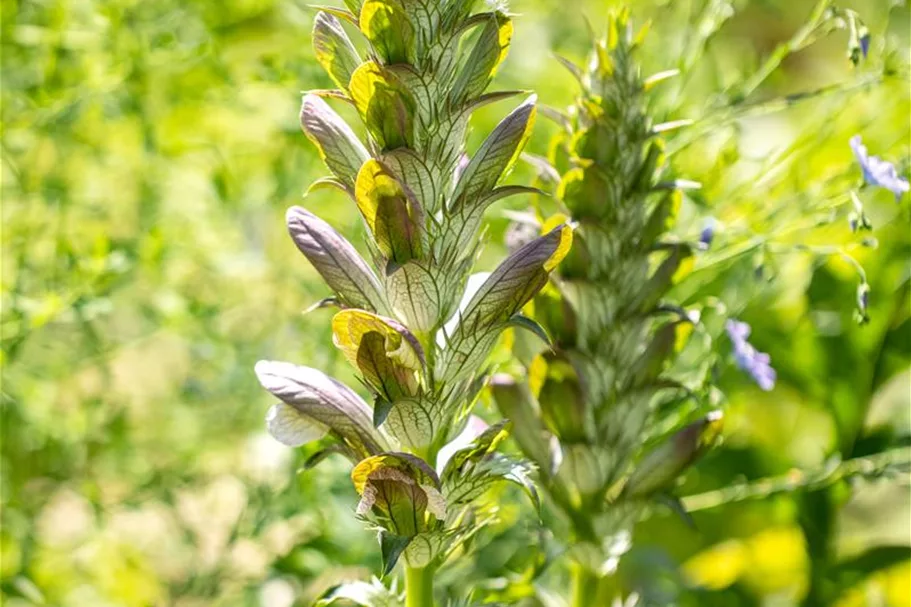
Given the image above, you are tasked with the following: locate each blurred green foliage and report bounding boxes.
[1,0,909,606]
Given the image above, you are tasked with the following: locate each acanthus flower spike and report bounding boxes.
[256,1,569,600]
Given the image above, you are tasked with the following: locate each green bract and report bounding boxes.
[256,0,569,597]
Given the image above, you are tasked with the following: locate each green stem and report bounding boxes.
[405,565,434,607]
[570,564,599,607]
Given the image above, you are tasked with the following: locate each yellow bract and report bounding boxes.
[348,62,415,150]
[543,224,573,272]
[351,454,389,495]
[331,309,422,371]
[540,213,570,235]
[355,159,404,234]
[490,16,513,79]
[359,0,412,64]
[671,249,696,285]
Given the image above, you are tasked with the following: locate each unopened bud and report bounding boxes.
[624,411,723,498]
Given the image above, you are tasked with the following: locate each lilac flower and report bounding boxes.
[725,320,776,391]
[859,32,870,59]
[850,135,910,200]
[699,217,718,249]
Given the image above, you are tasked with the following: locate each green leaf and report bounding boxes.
[489,375,553,475]
[624,411,723,498]
[537,353,587,443]
[630,320,693,386]
[303,445,347,469]
[557,165,611,220]
[255,360,391,458]
[357,332,413,400]
[451,12,513,103]
[440,225,572,383]
[360,0,414,65]
[641,190,682,247]
[379,530,412,577]
[384,398,435,450]
[461,89,528,114]
[300,94,371,189]
[554,54,584,84]
[342,0,363,15]
[442,420,511,478]
[313,11,362,91]
[380,148,441,215]
[439,420,532,507]
[309,5,359,26]
[385,261,442,333]
[286,206,388,313]
[460,225,572,327]
[404,531,449,568]
[507,314,552,347]
[355,159,424,264]
[499,455,540,512]
[450,96,537,213]
[373,396,394,427]
[265,401,329,447]
[349,62,416,150]
[304,176,350,197]
[636,243,694,313]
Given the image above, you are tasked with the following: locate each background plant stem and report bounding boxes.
[570,564,599,607]
[405,565,434,607]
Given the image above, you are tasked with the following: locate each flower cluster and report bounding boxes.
[725,320,776,391]
[850,135,909,200]
[255,0,569,596]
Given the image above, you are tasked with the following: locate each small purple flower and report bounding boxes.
[725,320,776,391]
[859,32,870,59]
[699,217,718,249]
[453,152,470,186]
[856,283,870,314]
[850,135,910,200]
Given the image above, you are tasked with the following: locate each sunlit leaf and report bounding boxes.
[385,261,442,333]
[379,530,412,577]
[640,190,682,247]
[440,225,571,382]
[636,244,694,313]
[384,397,435,449]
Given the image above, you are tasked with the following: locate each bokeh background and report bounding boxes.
[2,0,909,605]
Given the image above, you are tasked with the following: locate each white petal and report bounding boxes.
[265,402,327,447]
[438,272,491,348]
